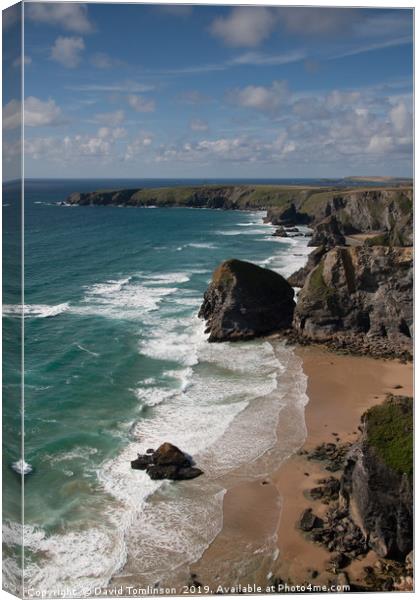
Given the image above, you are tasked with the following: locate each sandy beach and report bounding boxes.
[191,344,413,591]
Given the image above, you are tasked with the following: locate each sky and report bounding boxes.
[2,2,414,179]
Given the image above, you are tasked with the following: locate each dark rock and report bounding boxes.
[272,226,289,238]
[308,215,346,248]
[309,477,340,502]
[265,203,311,227]
[175,467,204,480]
[131,442,203,481]
[329,553,349,572]
[340,395,413,560]
[131,454,153,470]
[147,465,179,480]
[153,442,192,467]
[299,508,323,532]
[146,448,155,454]
[198,259,295,342]
[146,465,203,481]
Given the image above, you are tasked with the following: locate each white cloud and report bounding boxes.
[367,135,394,154]
[390,101,411,136]
[25,97,64,127]
[25,126,127,162]
[3,97,64,130]
[124,134,154,160]
[229,50,305,66]
[210,7,275,47]
[94,110,125,127]
[51,36,85,68]
[227,80,289,112]
[190,119,209,132]
[27,3,93,33]
[127,94,155,113]
[97,127,127,140]
[3,100,21,130]
[325,90,361,109]
[68,81,154,93]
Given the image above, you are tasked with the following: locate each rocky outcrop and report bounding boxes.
[272,226,289,238]
[340,396,413,560]
[198,259,295,342]
[293,246,413,358]
[265,202,312,226]
[308,215,346,248]
[265,188,413,247]
[288,246,326,288]
[131,442,203,481]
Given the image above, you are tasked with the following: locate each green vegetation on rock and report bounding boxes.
[364,395,413,479]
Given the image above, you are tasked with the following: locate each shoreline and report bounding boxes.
[188,345,413,591]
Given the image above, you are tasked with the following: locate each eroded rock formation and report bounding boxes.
[293,246,413,358]
[198,259,295,342]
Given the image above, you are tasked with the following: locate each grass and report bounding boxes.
[364,395,413,479]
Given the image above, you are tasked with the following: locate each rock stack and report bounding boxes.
[131,442,203,481]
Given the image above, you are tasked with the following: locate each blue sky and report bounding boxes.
[3,3,414,178]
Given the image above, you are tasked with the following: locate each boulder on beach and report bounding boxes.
[198,259,295,342]
[131,442,203,481]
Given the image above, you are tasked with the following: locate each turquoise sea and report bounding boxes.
[3,179,319,594]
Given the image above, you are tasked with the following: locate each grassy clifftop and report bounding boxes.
[66,184,413,216]
[364,395,413,479]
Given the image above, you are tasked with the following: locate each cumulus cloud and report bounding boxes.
[27,3,93,33]
[210,7,275,47]
[389,101,412,135]
[25,126,127,162]
[51,36,85,68]
[94,110,125,127]
[127,94,155,113]
[325,90,361,109]
[124,133,154,160]
[3,100,21,130]
[190,119,209,132]
[25,97,64,127]
[3,97,64,129]
[97,127,127,140]
[227,80,289,113]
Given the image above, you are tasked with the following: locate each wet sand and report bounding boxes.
[191,345,413,591]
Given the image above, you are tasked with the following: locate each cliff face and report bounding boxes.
[198,259,295,342]
[266,188,413,247]
[66,185,412,241]
[293,246,413,358]
[340,396,413,560]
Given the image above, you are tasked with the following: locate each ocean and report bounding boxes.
[3,178,318,595]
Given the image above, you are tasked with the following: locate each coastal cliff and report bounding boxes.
[293,246,413,359]
[340,395,413,561]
